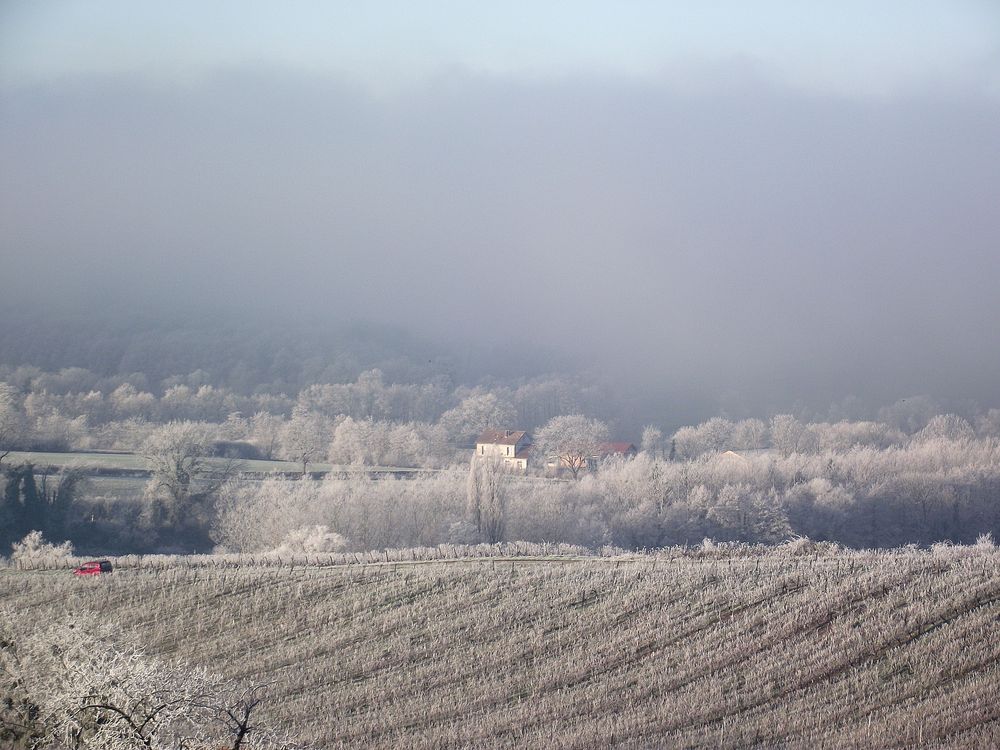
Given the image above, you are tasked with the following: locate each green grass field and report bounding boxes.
[4,548,999,748]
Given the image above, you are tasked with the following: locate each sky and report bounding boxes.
[2,1,998,95]
[2,1,999,417]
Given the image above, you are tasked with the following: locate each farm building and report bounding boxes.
[475,428,532,472]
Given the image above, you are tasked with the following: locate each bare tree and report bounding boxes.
[770,414,808,457]
[280,405,329,474]
[732,418,768,450]
[250,411,285,460]
[212,477,324,553]
[466,455,510,543]
[0,610,298,750]
[640,425,664,458]
[329,416,379,466]
[534,415,610,479]
[439,392,516,446]
[143,421,239,533]
[914,413,975,443]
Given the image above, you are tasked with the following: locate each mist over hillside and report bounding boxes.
[3,63,999,425]
[0,300,997,435]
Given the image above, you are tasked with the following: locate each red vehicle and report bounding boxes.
[73,560,113,576]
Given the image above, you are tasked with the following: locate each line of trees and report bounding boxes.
[0,366,612,455]
[5,414,1000,555]
[4,365,998,474]
[5,361,1000,555]
[205,432,1000,554]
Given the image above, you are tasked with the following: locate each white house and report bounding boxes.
[475,428,532,472]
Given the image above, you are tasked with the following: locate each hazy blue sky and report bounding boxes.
[2,1,998,95]
[2,2,999,416]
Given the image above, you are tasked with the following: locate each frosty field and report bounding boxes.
[3,547,999,748]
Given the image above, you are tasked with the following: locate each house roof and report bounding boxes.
[476,428,529,446]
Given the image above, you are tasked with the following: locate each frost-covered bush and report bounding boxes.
[10,531,74,569]
[271,525,347,555]
[778,535,840,556]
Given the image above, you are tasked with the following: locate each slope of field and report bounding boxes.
[3,549,1000,748]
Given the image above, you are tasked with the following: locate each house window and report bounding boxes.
[480,446,484,455]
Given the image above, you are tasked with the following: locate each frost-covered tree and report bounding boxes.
[670,425,703,460]
[220,411,250,440]
[770,414,811,456]
[212,477,323,553]
[328,416,381,465]
[707,484,791,543]
[249,411,285,460]
[914,414,975,443]
[809,421,904,452]
[328,417,446,468]
[596,452,672,547]
[142,421,237,543]
[36,466,84,542]
[0,611,295,749]
[439,392,516,446]
[108,382,157,420]
[783,477,855,541]
[1,464,82,549]
[731,418,768,450]
[534,415,610,479]
[280,404,329,473]
[30,409,89,452]
[699,417,734,453]
[640,426,664,457]
[672,418,736,459]
[466,455,510,543]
